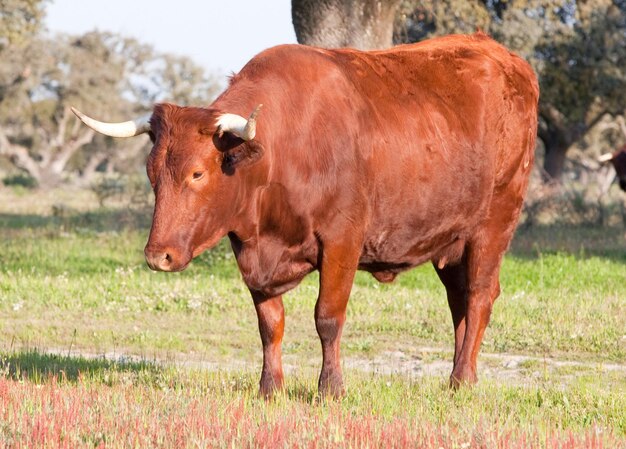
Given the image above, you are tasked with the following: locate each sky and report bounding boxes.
[45,0,297,80]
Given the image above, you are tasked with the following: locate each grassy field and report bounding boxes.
[0,187,625,448]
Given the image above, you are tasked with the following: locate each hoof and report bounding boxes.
[318,374,345,399]
[259,376,284,399]
[449,367,477,389]
[318,384,345,399]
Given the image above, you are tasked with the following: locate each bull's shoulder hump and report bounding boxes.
[244,44,335,65]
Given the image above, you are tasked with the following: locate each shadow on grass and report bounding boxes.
[510,224,626,261]
[0,350,161,383]
[0,208,151,233]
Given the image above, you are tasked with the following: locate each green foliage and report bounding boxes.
[2,172,37,188]
[0,0,47,50]
[0,5,221,188]
[90,175,127,207]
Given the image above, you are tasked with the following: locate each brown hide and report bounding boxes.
[142,33,539,396]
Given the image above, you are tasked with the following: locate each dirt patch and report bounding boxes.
[345,347,626,385]
[33,345,626,388]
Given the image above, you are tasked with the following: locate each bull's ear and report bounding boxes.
[211,130,244,152]
[212,132,265,174]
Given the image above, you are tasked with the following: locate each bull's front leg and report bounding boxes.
[315,241,360,398]
[252,292,285,398]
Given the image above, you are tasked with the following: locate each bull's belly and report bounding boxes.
[358,227,467,283]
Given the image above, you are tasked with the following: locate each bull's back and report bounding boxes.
[325,34,538,268]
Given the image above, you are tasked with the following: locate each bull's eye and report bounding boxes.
[192,171,204,180]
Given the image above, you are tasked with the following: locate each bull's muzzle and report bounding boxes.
[144,245,188,272]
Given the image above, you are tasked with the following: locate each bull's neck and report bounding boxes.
[225,159,269,243]
[212,90,271,242]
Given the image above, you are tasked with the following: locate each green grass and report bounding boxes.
[1,226,624,363]
[0,188,625,447]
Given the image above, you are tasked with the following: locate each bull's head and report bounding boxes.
[598,147,626,192]
[72,104,264,271]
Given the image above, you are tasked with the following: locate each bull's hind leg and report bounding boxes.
[449,254,500,386]
[450,193,523,387]
[434,256,468,368]
[252,293,285,398]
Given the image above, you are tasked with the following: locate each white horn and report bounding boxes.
[71,107,151,138]
[598,152,614,163]
[216,104,263,141]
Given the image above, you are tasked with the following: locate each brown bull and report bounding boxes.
[73,33,539,397]
[599,145,626,191]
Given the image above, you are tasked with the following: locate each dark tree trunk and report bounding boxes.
[538,106,575,182]
[292,0,401,49]
[543,142,568,180]
[538,104,608,182]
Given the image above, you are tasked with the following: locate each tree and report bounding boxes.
[0,0,46,51]
[0,31,221,187]
[394,0,626,181]
[0,0,47,104]
[532,1,626,179]
[292,0,401,49]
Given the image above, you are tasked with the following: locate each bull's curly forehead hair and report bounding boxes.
[150,104,219,139]
[146,104,220,180]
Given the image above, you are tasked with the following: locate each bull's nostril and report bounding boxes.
[157,252,172,269]
[145,248,173,271]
